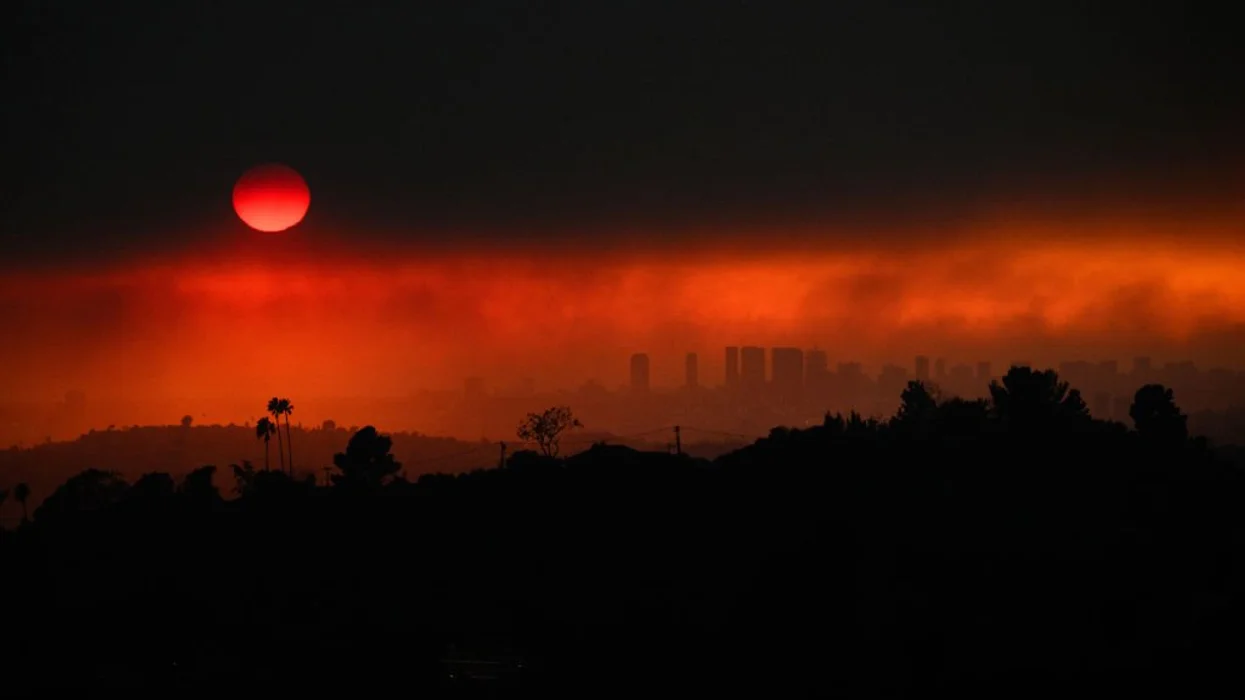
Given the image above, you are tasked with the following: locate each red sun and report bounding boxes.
[232,163,311,232]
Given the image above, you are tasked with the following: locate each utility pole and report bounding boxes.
[674,425,682,456]
[499,441,507,469]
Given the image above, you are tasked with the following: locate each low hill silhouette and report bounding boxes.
[2,368,1244,695]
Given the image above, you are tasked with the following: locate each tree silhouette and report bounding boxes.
[331,426,402,489]
[180,465,220,503]
[230,461,257,496]
[893,380,938,438]
[180,414,193,428]
[13,482,30,522]
[33,470,126,524]
[255,417,277,471]
[278,398,295,476]
[516,406,582,458]
[934,397,992,440]
[267,397,286,474]
[1130,384,1188,445]
[126,472,176,502]
[988,366,1089,431]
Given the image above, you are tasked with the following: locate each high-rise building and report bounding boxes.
[740,346,766,394]
[1113,395,1132,423]
[1092,392,1112,420]
[725,346,740,389]
[685,352,699,389]
[629,353,650,394]
[949,364,974,385]
[1060,360,1093,390]
[878,364,908,396]
[915,355,930,382]
[1133,356,1152,377]
[771,347,804,404]
[976,361,992,382]
[805,349,829,395]
[464,377,486,403]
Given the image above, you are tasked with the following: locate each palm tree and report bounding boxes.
[255,417,276,471]
[278,398,295,476]
[267,397,285,474]
[14,482,30,523]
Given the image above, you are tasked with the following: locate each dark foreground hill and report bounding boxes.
[3,372,1245,696]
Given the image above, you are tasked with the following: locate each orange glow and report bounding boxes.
[2,214,1245,422]
[232,164,310,232]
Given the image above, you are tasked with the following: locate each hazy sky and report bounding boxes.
[5,1,1244,261]
[3,2,1245,403]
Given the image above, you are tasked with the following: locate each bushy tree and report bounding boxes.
[517,406,582,458]
[332,426,402,488]
[988,367,1089,431]
[1130,384,1188,444]
[893,380,938,437]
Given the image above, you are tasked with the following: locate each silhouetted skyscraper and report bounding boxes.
[976,361,992,382]
[1060,361,1092,390]
[1093,391,1111,420]
[878,364,908,396]
[949,364,974,386]
[771,347,804,404]
[725,346,740,389]
[1133,356,1152,378]
[805,349,828,392]
[915,355,930,382]
[630,353,650,394]
[685,352,699,389]
[464,377,486,403]
[740,346,765,395]
[1113,395,1132,422]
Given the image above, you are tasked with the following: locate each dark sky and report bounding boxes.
[4,1,1243,264]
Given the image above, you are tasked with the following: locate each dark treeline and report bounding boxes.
[0,424,723,521]
[2,367,1245,695]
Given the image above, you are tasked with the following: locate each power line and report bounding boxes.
[397,424,759,469]
[679,425,766,441]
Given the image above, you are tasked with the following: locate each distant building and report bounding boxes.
[725,347,740,389]
[629,353,650,394]
[836,362,867,402]
[1092,392,1112,420]
[1113,395,1132,423]
[915,355,930,382]
[949,364,974,386]
[1059,360,1093,390]
[685,352,699,390]
[934,358,947,381]
[976,361,992,382]
[740,346,766,395]
[771,347,804,404]
[464,377,486,403]
[878,364,908,396]
[805,349,829,396]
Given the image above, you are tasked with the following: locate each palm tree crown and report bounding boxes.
[267,397,285,473]
[255,417,276,471]
[278,398,295,476]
